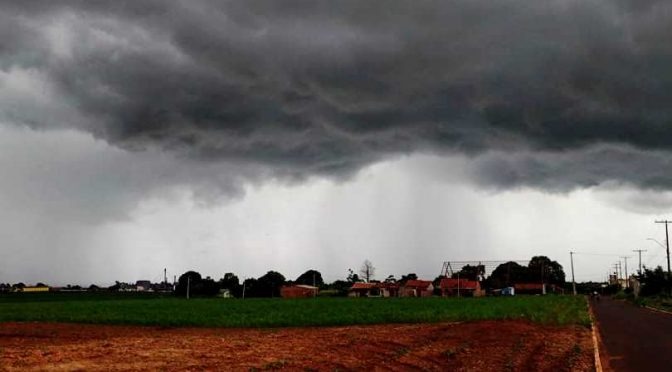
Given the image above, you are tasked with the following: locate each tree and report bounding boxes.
[218,272,242,297]
[242,277,257,298]
[528,256,565,285]
[640,266,671,296]
[327,280,352,296]
[200,276,220,296]
[347,269,361,283]
[451,264,485,281]
[486,262,529,288]
[176,271,202,296]
[245,271,286,297]
[295,269,324,287]
[360,259,375,282]
[399,273,418,284]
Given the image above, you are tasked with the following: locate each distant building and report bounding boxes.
[20,286,50,293]
[401,280,434,297]
[348,282,400,297]
[439,278,485,297]
[281,284,319,298]
[501,287,515,296]
[378,282,400,297]
[348,282,379,297]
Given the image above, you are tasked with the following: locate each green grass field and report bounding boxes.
[0,293,590,328]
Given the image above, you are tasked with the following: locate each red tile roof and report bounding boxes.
[403,280,433,289]
[440,278,480,290]
[350,282,377,290]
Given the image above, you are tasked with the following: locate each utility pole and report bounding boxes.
[633,249,647,275]
[570,251,577,296]
[620,256,630,288]
[655,220,672,275]
[186,276,190,300]
[164,268,167,285]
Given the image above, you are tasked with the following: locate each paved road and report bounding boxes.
[592,297,672,371]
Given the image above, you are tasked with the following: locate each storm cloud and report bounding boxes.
[2,0,672,189]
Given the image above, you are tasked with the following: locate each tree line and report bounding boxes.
[173,255,567,298]
[0,255,568,296]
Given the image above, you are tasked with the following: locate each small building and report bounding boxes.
[439,278,485,297]
[501,287,515,296]
[378,282,400,297]
[401,280,434,297]
[281,284,319,298]
[348,282,380,297]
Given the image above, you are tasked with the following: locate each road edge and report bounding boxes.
[643,305,672,316]
[588,300,604,372]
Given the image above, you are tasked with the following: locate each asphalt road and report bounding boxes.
[592,297,672,372]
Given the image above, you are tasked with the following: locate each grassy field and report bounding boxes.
[0,293,590,328]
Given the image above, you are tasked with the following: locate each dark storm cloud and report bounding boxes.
[2,0,672,188]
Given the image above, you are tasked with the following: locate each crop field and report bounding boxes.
[0,294,594,370]
[0,293,590,327]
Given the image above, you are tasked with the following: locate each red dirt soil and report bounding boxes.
[0,320,594,371]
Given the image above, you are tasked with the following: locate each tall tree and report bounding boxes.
[173,272,219,297]
[486,262,529,288]
[247,271,286,297]
[528,256,565,285]
[295,269,324,287]
[218,273,242,297]
[451,264,485,281]
[360,259,375,282]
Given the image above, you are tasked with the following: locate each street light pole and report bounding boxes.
[620,256,631,288]
[654,220,672,275]
[570,251,577,296]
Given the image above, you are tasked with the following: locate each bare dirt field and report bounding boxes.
[0,320,593,371]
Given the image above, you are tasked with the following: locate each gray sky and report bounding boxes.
[1,1,672,285]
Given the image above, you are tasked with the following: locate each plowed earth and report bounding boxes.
[0,320,593,371]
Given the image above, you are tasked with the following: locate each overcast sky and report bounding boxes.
[1,1,672,285]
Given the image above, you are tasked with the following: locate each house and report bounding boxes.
[401,280,434,297]
[281,284,319,298]
[348,282,380,297]
[439,278,485,297]
[378,282,400,297]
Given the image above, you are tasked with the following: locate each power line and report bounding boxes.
[571,252,625,257]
